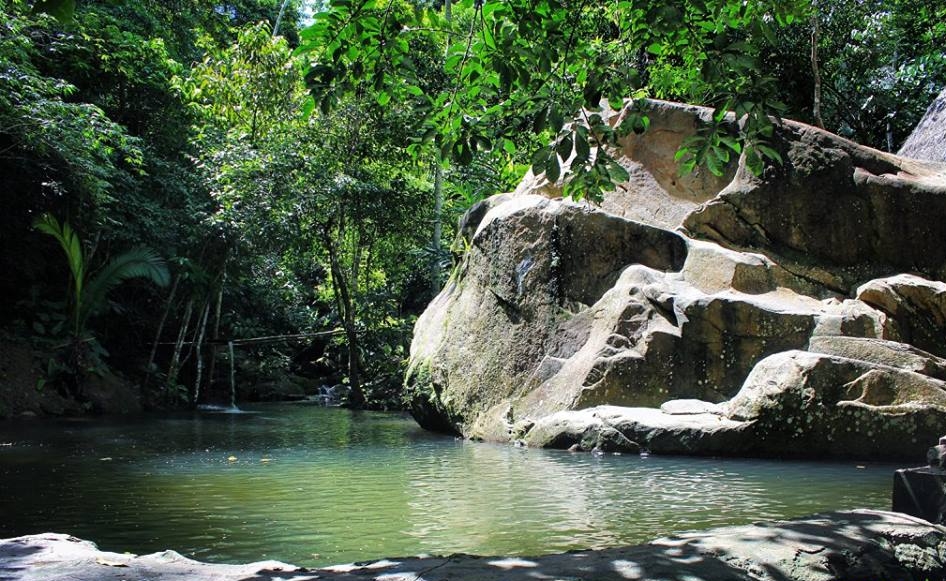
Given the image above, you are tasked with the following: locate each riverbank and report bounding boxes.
[2,510,943,581]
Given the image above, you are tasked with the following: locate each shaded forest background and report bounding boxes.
[0,0,943,414]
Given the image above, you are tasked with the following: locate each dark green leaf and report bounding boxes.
[606,160,629,183]
[531,147,550,174]
[545,155,561,182]
[574,133,590,162]
[532,106,548,134]
[556,134,573,159]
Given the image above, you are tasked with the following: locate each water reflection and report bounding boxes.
[0,404,894,567]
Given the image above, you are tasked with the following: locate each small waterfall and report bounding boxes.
[228,340,238,411]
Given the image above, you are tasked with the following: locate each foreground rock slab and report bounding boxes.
[3,511,944,581]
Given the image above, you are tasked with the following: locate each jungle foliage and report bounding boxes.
[0,0,942,411]
[298,0,945,198]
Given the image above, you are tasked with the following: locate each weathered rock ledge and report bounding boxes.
[2,511,944,580]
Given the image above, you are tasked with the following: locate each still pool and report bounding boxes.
[0,403,896,567]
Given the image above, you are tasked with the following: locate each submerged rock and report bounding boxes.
[4,511,945,580]
[407,99,946,459]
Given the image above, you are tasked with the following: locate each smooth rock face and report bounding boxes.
[407,99,946,459]
[900,87,946,163]
[513,101,735,230]
[4,511,945,581]
[683,118,946,290]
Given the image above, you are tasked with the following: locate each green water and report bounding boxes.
[0,403,896,567]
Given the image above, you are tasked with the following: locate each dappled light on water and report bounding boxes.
[0,404,892,567]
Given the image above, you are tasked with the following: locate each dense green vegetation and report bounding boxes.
[1,0,942,413]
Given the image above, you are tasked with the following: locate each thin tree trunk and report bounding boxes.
[166,298,194,397]
[179,296,208,369]
[206,273,226,399]
[192,301,211,405]
[145,273,180,387]
[273,0,291,38]
[810,0,825,129]
[431,160,444,296]
[887,49,900,152]
[430,0,452,297]
[363,241,374,293]
[326,229,364,409]
[351,232,362,295]
[228,340,237,408]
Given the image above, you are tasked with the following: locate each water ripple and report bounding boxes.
[0,404,894,567]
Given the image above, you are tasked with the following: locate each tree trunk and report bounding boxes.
[206,273,226,399]
[429,0,452,297]
[192,301,211,405]
[145,273,180,387]
[326,229,364,409]
[166,298,194,398]
[431,159,444,296]
[273,0,291,37]
[810,0,825,129]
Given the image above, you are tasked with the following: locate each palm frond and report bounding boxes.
[80,246,170,326]
[33,213,85,302]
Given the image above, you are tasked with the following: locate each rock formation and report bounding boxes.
[406,99,946,459]
[900,87,946,163]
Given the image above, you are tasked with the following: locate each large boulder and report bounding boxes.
[405,195,688,435]
[407,99,946,459]
[407,193,887,446]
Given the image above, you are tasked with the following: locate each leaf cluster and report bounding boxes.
[297,0,811,201]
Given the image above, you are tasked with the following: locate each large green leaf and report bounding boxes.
[33,213,85,312]
[80,246,170,327]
